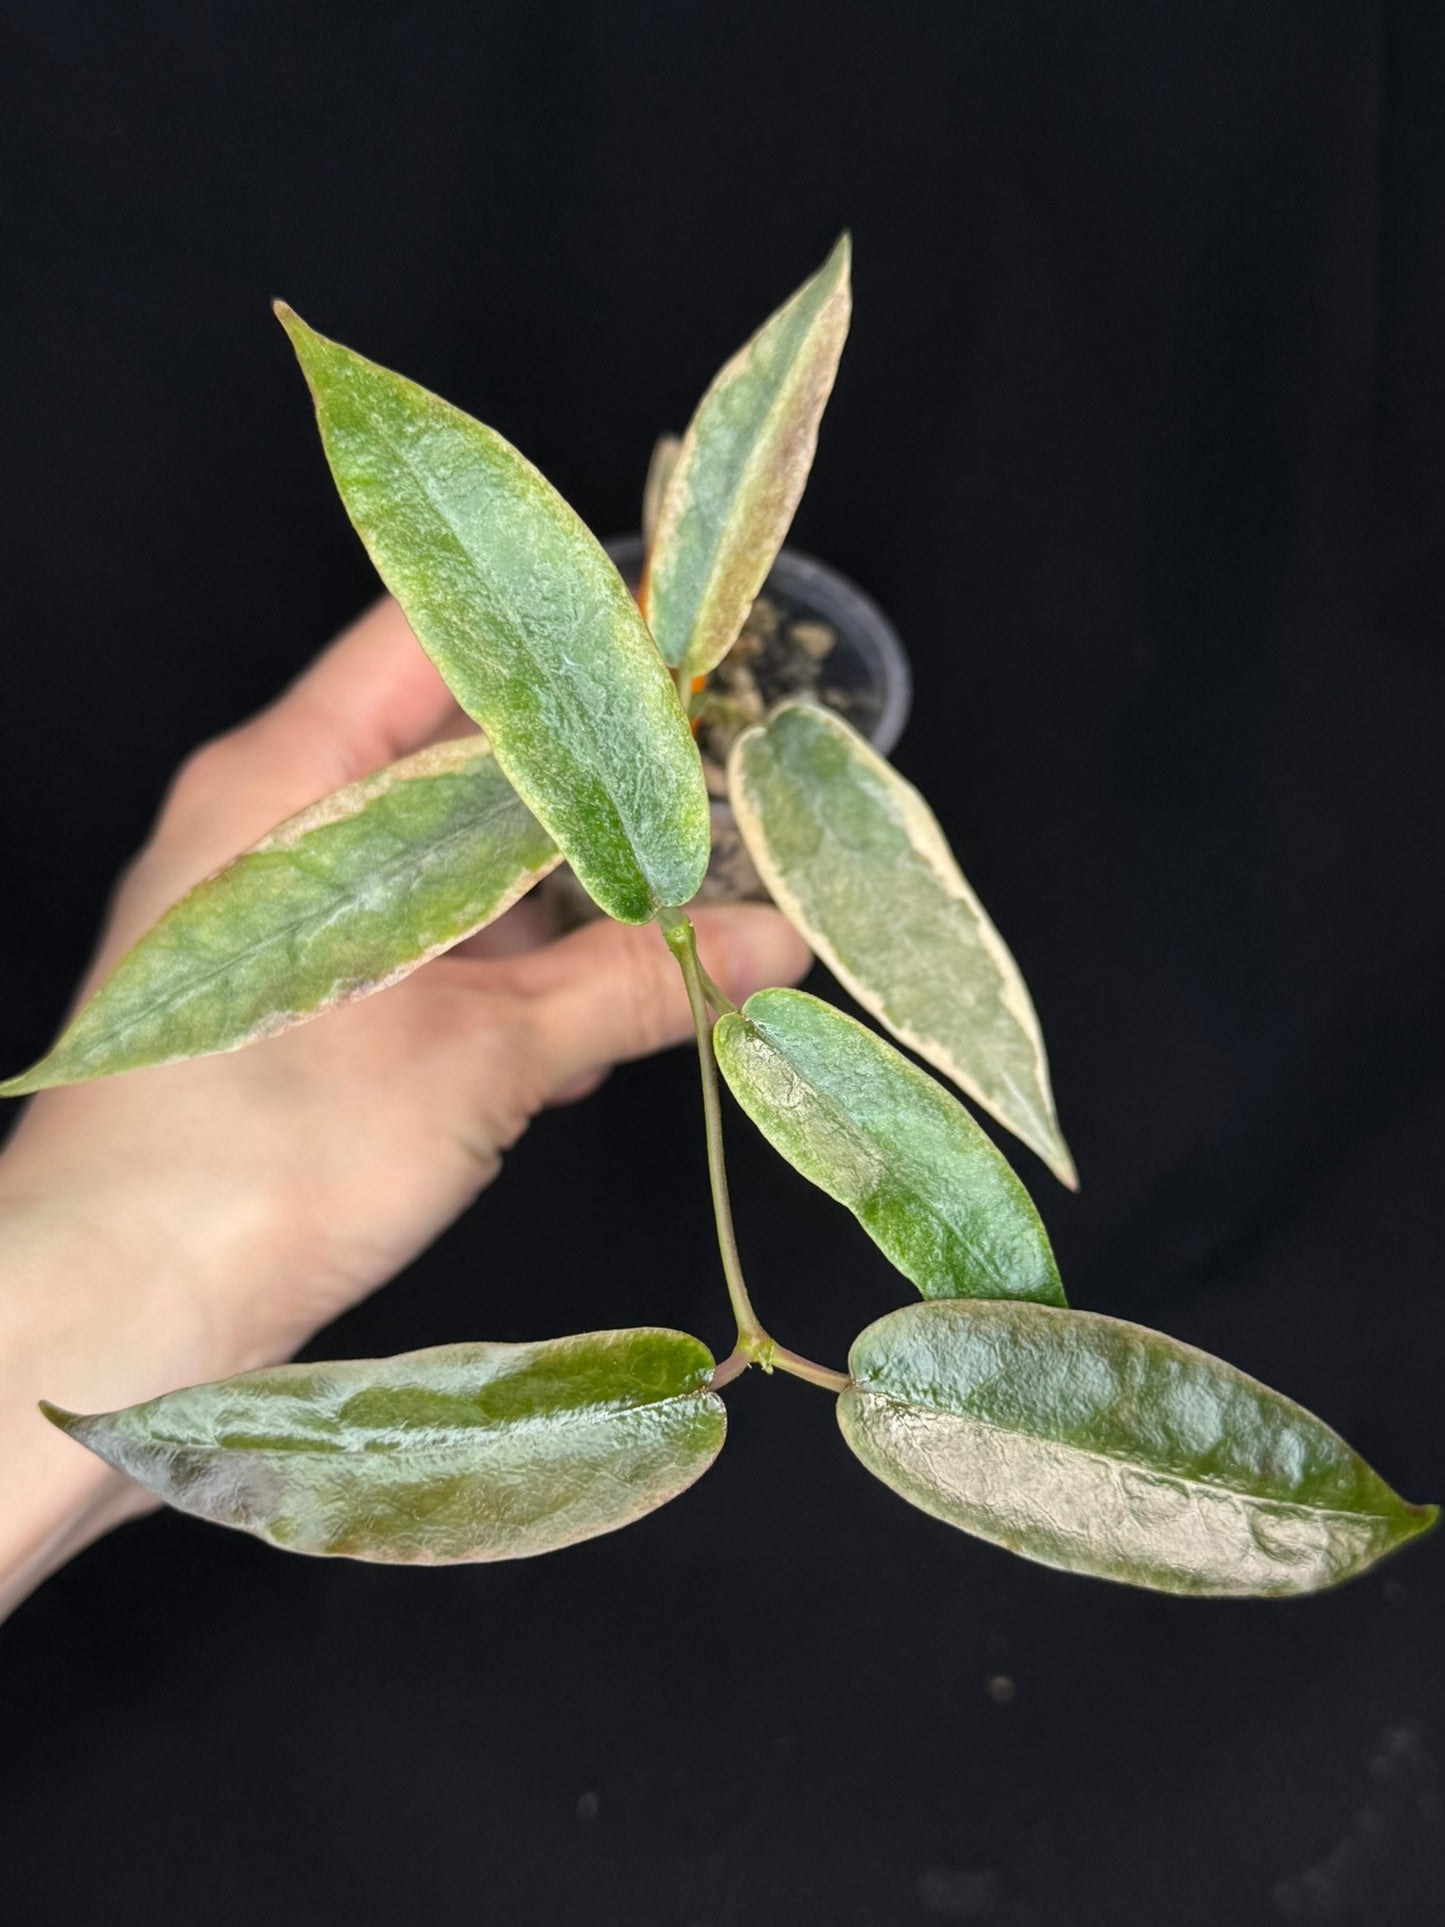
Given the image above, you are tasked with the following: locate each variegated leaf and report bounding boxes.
[645,236,851,680]
[714,988,1063,1305]
[278,307,709,924]
[44,1329,726,1563]
[1,737,559,1094]
[728,701,1075,1187]
[840,1300,1437,1596]
[641,433,681,555]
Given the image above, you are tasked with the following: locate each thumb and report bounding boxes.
[519,905,811,1100]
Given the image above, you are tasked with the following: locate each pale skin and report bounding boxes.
[0,597,809,1619]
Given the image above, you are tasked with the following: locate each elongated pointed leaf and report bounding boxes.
[714,989,1063,1306]
[1,738,558,1095]
[839,1300,1436,1596]
[730,702,1075,1187]
[44,1329,726,1562]
[645,236,851,680]
[278,307,709,923]
[641,433,681,555]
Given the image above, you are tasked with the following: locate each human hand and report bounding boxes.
[0,597,809,1610]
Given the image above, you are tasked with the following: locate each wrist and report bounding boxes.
[0,1145,287,1617]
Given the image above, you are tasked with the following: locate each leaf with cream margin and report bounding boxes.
[729,701,1075,1187]
[278,307,708,924]
[839,1300,1437,1596]
[645,235,851,681]
[42,1329,727,1563]
[714,989,1063,1306]
[1,737,559,1094]
[641,433,681,555]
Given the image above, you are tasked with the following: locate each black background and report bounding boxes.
[2,4,1443,1922]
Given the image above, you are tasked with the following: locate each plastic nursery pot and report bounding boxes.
[545,536,912,919]
[609,534,911,758]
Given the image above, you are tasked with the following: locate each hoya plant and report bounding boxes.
[5,240,1433,1597]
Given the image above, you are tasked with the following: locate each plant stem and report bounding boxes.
[709,1348,750,1390]
[658,911,851,1398]
[695,958,736,1016]
[768,1347,851,1395]
[661,914,768,1355]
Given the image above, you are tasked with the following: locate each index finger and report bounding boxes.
[145,598,467,902]
[259,595,467,789]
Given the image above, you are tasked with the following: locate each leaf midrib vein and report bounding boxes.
[747,1023,1028,1299]
[134,1386,719,1457]
[357,399,650,895]
[71,808,527,1060]
[853,1388,1390,1523]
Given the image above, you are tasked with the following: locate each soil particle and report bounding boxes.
[686,587,877,901]
[695,589,849,776]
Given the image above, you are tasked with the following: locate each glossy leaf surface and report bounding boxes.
[1,738,559,1095]
[839,1300,1436,1596]
[44,1330,726,1562]
[279,307,708,923]
[645,236,851,679]
[730,701,1075,1186]
[714,989,1063,1305]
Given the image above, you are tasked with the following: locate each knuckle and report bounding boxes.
[482,1001,555,1143]
[164,730,244,813]
[105,846,153,921]
[619,927,684,1056]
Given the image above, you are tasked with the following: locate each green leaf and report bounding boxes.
[714,989,1063,1306]
[645,236,851,680]
[277,307,709,924]
[1,738,558,1095]
[729,701,1075,1187]
[43,1329,726,1562]
[641,432,681,555]
[839,1300,1436,1596]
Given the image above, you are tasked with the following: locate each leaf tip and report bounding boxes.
[272,300,312,349]
[40,1402,130,1480]
[814,232,852,310]
[273,301,326,378]
[1029,1118,1078,1191]
[0,1062,46,1099]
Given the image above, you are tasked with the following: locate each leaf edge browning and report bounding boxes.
[0,736,561,1097]
[646,234,853,680]
[728,700,1078,1190]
